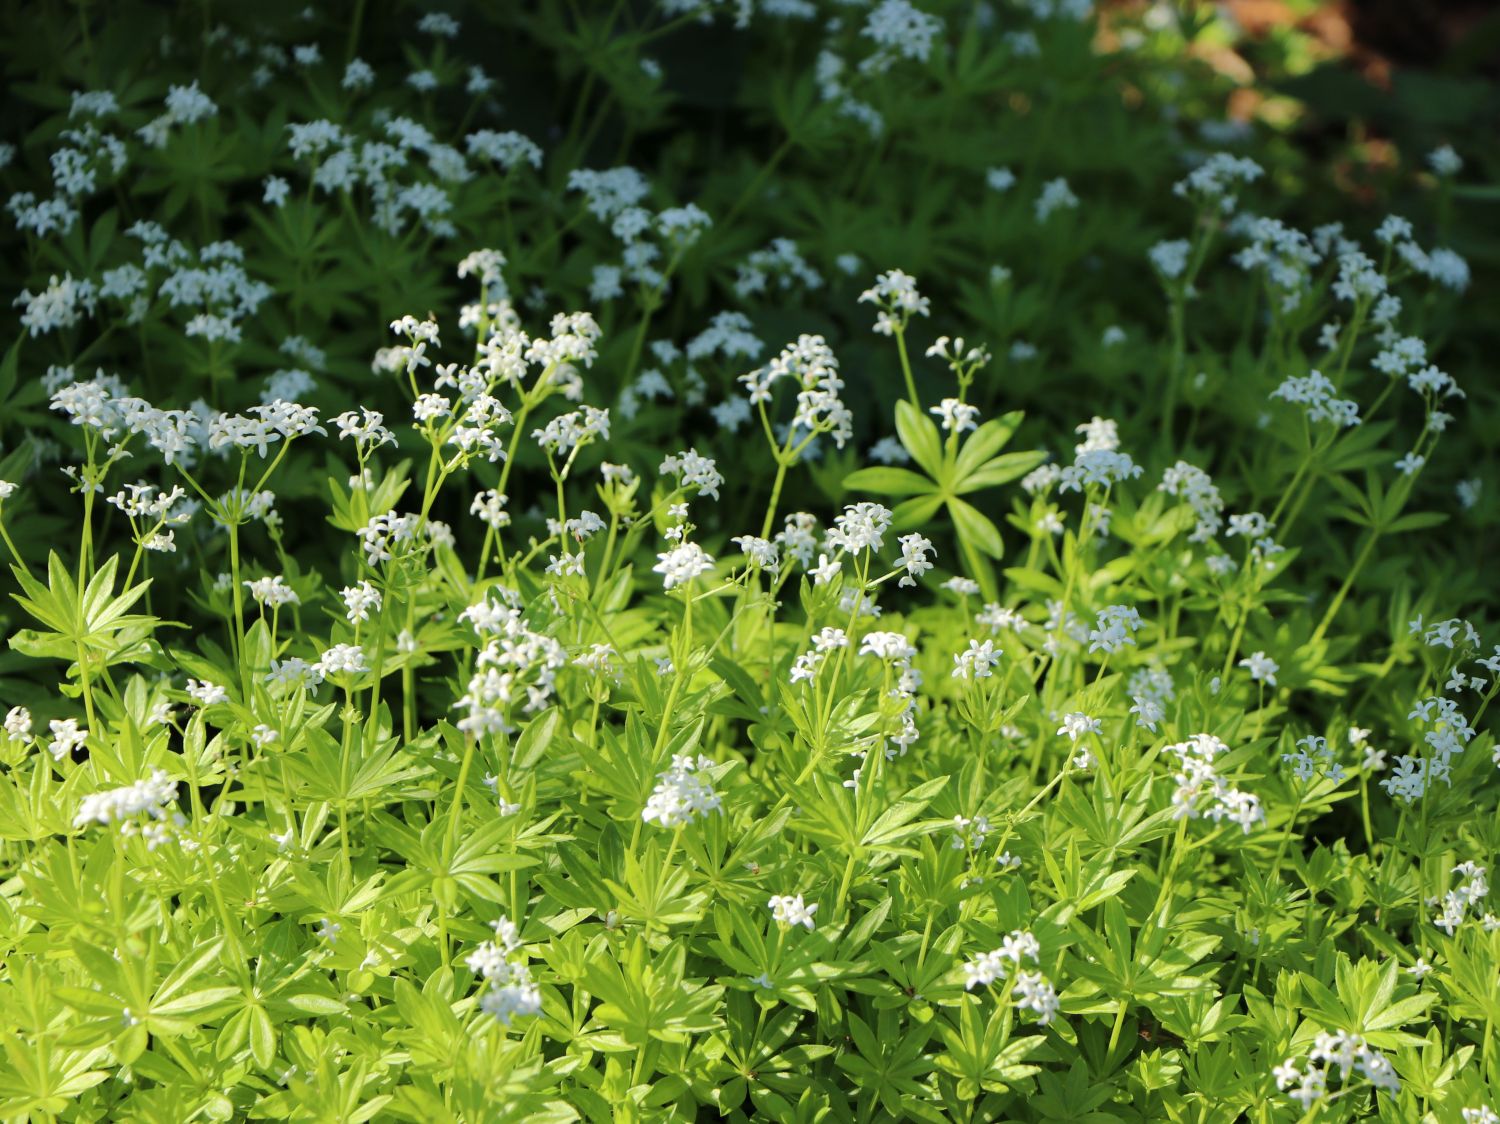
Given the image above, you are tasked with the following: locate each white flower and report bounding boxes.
[930,397,979,433]
[1056,713,1101,742]
[660,448,724,500]
[1034,177,1079,222]
[4,706,33,744]
[896,533,935,587]
[768,893,819,929]
[186,679,228,706]
[952,639,1002,680]
[987,166,1016,192]
[857,269,929,334]
[1087,605,1142,654]
[654,543,715,590]
[74,769,177,827]
[1011,970,1060,1025]
[317,643,368,678]
[1428,145,1462,177]
[341,580,383,624]
[642,755,721,827]
[48,717,88,759]
[1239,651,1279,686]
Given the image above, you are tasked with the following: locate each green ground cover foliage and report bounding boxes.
[0,1,1497,1120]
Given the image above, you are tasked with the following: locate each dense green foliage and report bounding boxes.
[0,1,1496,1121]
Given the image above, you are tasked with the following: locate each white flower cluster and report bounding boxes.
[1282,734,1343,784]
[466,915,542,1027]
[1057,421,1141,493]
[1238,651,1278,686]
[1434,861,1488,935]
[963,929,1040,989]
[641,754,722,828]
[1159,461,1224,543]
[137,80,218,149]
[655,540,715,591]
[1272,1030,1399,1110]
[659,448,723,500]
[1173,153,1263,213]
[533,404,610,454]
[1224,511,1285,570]
[74,769,178,828]
[952,638,1001,680]
[49,376,322,468]
[858,269,930,336]
[1269,370,1360,428]
[734,238,823,298]
[1128,665,1175,733]
[768,893,818,929]
[962,931,1060,1024]
[858,630,922,763]
[790,627,848,685]
[740,334,853,450]
[1234,217,1321,312]
[1087,605,1143,655]
[860,0,943,74]
[1034,177,1079,223]
[455,596,567,733]
[1165,734,1264,832]
[1380,695,1477,803]
[930,398,979,434]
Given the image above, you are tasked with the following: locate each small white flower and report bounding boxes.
[1238,651,1279,686]
[768,893,818,929]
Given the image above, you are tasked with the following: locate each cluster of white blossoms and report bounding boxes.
[341,581,382,624]
[1033,176,1079,223]
[455,594,567,732]
[137,80,218,148]
[49,372,323,470]
[768,893,818,930]
[74,769,179,829]
[569,166,711,290]
[1380,694,1478,803]
[791,627,849,685]
[740,333,853,451]
[1434,861,1489,935]
[1127,665,1176,733]
[962,930,1059,1024]
[465,915,542,1027]
[655,519,716,590]
[858,269,930,336]
[1165,734,1264,832]
[951,638,1002,680]
[1224,511,1286,571]
[659,449,724,500]
[963,929,1040,988]
[858,630,923,765]
[1087,605,1143,655]
[1282,734,1344,784]
[733,237,823,299]
[641,754,722,828]
[282,103,542,238]
[1159,460,1225,544]
[1269,370,1360,428]
[1273,1030,1399,1110]
[1173,152,1264,214]
[860,0,943,73]
[930,397,980,434]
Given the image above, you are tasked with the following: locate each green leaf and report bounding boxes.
[949,498,1004,559]
[842,466,935,497]
[894,400,944,480]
